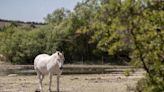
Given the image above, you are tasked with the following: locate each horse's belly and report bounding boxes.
[36,62,49,75]
[39,67,48,75]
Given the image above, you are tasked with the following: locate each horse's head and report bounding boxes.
[55,51,65,70]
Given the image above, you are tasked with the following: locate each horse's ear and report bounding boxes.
[62,51,64,55]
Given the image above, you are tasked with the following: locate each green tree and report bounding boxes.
[89,0,164,91]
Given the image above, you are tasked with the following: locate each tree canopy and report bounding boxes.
[0,0,163,91]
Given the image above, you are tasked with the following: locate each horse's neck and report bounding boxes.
[47,54,60,68]
[49,54,58,62]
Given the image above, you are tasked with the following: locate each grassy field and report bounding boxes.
[0,63,145,92]
[0,73,144,92]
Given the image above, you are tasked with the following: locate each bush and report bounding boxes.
[0,25,48,64]
[135,76,164,92]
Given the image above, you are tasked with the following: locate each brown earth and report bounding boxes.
[0,73,144,92]
[0,62,144,92]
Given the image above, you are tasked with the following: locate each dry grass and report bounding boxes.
[0,73,144,92]
[0,63,144,92]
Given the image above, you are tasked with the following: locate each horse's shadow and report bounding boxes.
[35,90,68,92]
[51,91,68,92]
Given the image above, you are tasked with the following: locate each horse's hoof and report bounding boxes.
[35,89,40,92]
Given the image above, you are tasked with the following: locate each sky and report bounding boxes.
[0,0,82,22]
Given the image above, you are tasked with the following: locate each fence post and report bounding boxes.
[101,56,104,65]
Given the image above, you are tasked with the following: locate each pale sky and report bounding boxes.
[0,0,82,22]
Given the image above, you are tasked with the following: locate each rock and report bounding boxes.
[97,77,102,80]
[71,77,79,80]
[8,74,17,77]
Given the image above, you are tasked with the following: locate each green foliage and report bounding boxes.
[124,69,130,77]
[87,0,164,91]
[0,25,42,63]
[44,8,70,24]
[0,0,163,91]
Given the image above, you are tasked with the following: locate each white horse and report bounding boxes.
[34,51,65,92]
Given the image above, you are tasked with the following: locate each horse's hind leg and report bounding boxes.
[36,71,44,92]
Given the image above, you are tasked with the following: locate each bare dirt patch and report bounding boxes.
[0,73,144,92]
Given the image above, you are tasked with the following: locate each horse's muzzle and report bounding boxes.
[60,66,63,70]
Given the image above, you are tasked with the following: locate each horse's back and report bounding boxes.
[34,54,49,64]
[34,54,50,74]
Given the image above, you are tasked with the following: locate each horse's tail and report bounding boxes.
[34,55,40,70]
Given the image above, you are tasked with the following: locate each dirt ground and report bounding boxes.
[0,73,144,92]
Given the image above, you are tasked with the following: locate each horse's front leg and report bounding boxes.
[57,75,60,92]
[49,73,52,92]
